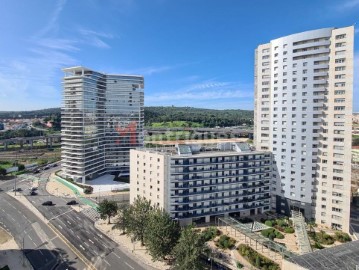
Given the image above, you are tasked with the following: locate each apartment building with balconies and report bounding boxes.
[62,66,144,182]
[130,142,272,225]
[254,26,353,232]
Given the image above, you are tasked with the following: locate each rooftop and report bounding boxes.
[285,240,359,270]
[138,141,270,157]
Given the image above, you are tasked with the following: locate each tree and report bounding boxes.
[172,226,207,270]
[112,204,131,234]
[97,199,119,224]
[127,196,153,246]
[17,164,25,171]
[0,168,6,176]
[144,208,181,261]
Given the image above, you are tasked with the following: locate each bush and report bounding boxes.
[309,230,335,245]
[17,164,25,171]
[265,220,273,227]
[83,186,93,194]
[274,230,284,239]
[216,235,236,249]
[284,227,295,233]
[313,242,324,249]
[261,228,284,240]
[238,244,280,270]
[236,261,244,269]
[202,227,220,242]
[334,232,351,243]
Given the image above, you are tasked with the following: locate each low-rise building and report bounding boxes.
[130,142,272,225]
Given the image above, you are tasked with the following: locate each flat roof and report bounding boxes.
[285,240,359,270]
[145,138,248,146]
[62,66,143,77]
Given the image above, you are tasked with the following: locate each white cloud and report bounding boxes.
[78,28,114,49]
[36,0,67,37]
[146,79,254,109]
[334,0,359,10]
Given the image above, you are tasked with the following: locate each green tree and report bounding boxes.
[17,164,25,171]
[172,226,207,270]
[144,208,181,261]
[112,204,131,234]
[127,196,153,246]
[97,199,119,224]
[0,168,6,176]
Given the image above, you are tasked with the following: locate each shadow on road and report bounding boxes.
[15,247,78,270]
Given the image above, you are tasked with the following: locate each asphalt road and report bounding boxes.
[0,178,86,270]
[10,168,148,270]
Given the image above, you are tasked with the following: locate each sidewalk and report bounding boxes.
[0,226,33,270]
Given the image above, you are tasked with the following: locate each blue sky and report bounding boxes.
[0,0,358,111]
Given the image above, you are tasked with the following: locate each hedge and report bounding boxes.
[237,244,280,270]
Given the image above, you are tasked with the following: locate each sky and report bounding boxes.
[0,0,358,111]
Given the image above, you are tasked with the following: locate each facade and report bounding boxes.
[130,142,272,225]
[61,67,144,182]
[254,27,354,231]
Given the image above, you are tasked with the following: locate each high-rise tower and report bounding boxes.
[61,67,144,183]
[254,27,353,232]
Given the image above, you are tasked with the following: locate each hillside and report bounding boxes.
[0,106,254,127]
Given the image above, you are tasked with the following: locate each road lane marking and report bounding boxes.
[28,236,33,241]
[125,262,134,269]
[84,242,89,247]
[89,239,94,244]
[79,245,85,250]
[114,253,121,260]
[67,220,71,225]
[104,260,110,266]
[98,234,103,239]
[58,225,62,229]
[76,235,80,239]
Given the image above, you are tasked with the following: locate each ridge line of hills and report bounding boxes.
[0,106,254,127]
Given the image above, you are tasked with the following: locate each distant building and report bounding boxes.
[130,142,271,225]
[254,26,354,232]
[0,122,4,130]
[61,67,144,183]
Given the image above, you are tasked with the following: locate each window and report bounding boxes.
[335,66,345,71]
[335,74,345,79]
[335,34,346,39]
[335,58,345,63]
[334,90,345,95]
[335,42,346,48]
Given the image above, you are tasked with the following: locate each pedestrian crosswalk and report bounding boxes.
[81,207,100,222]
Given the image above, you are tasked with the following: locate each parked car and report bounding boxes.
[33,169,40,174]
[29,191,37,196]
[66,200,77,205]
[42,201,53,206]
[52,164,58,167]
[13,187,22,192]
